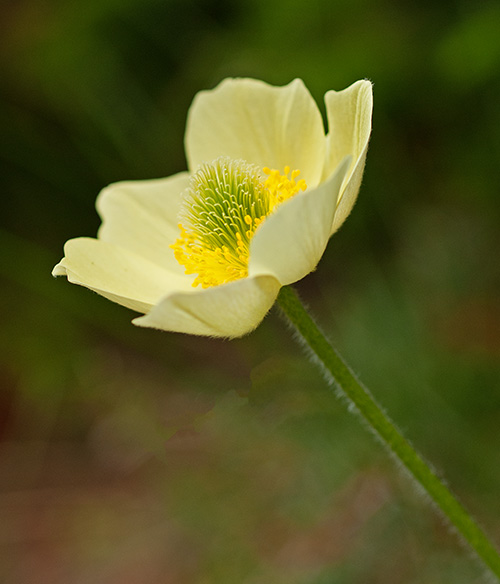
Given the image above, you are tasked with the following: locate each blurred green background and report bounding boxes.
[1,0,500,582]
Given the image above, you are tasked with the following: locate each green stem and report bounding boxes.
[276,285,500,579]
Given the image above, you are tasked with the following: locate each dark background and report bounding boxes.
[1,0,499,582]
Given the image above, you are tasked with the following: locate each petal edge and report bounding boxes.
[324,80,373,234]
[133,275,280,338]
[249,156,351,286]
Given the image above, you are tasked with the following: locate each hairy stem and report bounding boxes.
[276,285,500,579]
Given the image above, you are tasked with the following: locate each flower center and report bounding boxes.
[171,157,307,288]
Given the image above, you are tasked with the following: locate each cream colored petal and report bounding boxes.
[52,237,192,313]
[248,156,351,286]
[185,78,325,187]
[133,275,280,338]
[323,80,373,234]
[96,172,190,273]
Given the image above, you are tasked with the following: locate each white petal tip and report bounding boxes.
[52,262,67,277]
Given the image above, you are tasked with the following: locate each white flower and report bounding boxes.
[53,78,373,337]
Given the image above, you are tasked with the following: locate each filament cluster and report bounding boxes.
[171,157,306,288]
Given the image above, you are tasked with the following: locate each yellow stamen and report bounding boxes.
[262,166,307,209]
[170,157,307,288]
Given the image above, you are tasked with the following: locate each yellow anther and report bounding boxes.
[263,165,307,211]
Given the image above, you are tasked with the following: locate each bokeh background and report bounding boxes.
[1,0,500,582]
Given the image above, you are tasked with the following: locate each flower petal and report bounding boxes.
[248,156,351,286]
[96,171,190,272]
[323,80,373,234]
[52,237,192,313]
[185,78,326,187]
[133,275,280,338]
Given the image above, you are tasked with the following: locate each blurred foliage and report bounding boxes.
[1,0,500,582]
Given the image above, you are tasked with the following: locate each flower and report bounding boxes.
[53,78,373,337]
